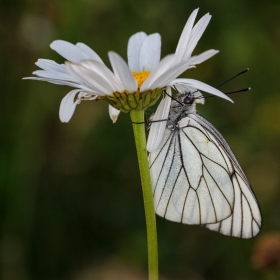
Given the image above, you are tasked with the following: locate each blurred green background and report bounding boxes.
[1,0,280,279]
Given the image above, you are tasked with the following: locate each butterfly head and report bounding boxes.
[181,93,195,105]
[174,91,198,110]
[167,92,197,126]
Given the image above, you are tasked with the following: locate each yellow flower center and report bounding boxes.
[132,70,151,89]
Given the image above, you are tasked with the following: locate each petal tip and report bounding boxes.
[111,115,118,123]
[109,105,120,123]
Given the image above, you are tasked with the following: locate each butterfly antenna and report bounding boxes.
[172,86,204,102]
[216,68,249,89]
[204,87,251,99]
[224,87,251,95]
[165,89,184,106]
[191,89,204,101]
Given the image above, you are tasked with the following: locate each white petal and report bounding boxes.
[174,8,199,64]
[187,49,219,65]
[171,78,233,102]
[140,54,176,91]
[147,89,172,152]
[35,59,67,73]
[142,57,191,90]
[32,70,80,83]
[139,33,161,71]
[65,61,120,94]
[127,32,147,71]
[80,60,125,92]
[183,13,212,61]
[59,89,80,123]
[76,43,103,63]
[173,84,205,104]
[65,62,111,94]
[50,40,90,63]
[108,51,137,92]
[109,105,120,123]
[23,77,93,91]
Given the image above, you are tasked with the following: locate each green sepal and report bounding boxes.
[101,88,165,113]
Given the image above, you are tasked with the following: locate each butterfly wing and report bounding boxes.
[193,113,262,238]
[149,116,235,225]
[149,112,262,238]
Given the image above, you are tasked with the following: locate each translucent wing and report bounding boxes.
[149,112,262,238]
[194,113,262,238]
[149,116,235,225]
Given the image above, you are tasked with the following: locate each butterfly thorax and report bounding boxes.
[167,92,197,130]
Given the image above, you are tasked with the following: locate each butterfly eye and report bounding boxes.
[182,96,194,105]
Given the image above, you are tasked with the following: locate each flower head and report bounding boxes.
[146,9,234,152]
[24,8,231,124]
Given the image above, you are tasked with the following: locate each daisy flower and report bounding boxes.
[24,8,231,126]
[23,9,235,278]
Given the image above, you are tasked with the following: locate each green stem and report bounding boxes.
[130,109,158,280]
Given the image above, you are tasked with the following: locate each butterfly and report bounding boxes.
[147,88,262,238]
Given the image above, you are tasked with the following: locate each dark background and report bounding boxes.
[1,0,280,279]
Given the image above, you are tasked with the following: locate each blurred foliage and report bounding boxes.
[1,0,280,279]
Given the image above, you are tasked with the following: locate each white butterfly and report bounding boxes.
[148,88,262,238]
